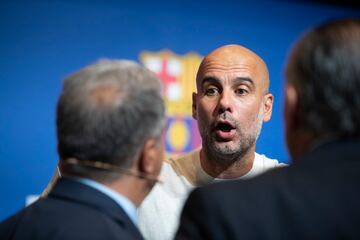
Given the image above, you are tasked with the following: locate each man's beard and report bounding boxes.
[199,113,263,167]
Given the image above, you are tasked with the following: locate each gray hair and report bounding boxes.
[57,59,165,176]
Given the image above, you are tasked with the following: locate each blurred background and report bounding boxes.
[0,0,358,221]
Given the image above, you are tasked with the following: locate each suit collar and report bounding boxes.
[69,176,138,225]
[48,177,143,239]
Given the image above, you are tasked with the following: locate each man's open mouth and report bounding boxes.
[215,121,236,132]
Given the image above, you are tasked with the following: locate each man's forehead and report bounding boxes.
[207,45,261,62]
[201,76,255,88]
[196,45,269,90]
[199,60,258,76]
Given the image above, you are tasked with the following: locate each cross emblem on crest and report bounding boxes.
[140,50,203,157]
[142,54,182,101]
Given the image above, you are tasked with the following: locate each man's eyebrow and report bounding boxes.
[232,77,254,86]
[201,77,220,86]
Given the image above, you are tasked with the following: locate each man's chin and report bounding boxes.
[211,142,240,156]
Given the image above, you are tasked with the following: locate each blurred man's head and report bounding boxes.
[56,60,165,198]
[284,18,360,160]
[193,44,273,167]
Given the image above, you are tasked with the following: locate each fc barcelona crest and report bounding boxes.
[140,50,203,157]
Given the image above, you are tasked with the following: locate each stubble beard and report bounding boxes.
[199,114,264,168]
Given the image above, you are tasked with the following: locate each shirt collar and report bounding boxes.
[67,176,138,225]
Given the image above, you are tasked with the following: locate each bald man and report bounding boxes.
[138,45,285,240]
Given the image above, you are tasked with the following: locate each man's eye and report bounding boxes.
[235,88,248,95]
[205,87,219,96]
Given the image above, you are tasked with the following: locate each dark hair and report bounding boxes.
[57,60,165,181]
[286,18,360,138]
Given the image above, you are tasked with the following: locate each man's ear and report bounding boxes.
[284,83,299,131]
[138,138,163,176]
[262,93,274,122]
[192,92,198,120]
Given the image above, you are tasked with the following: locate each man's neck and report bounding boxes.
[199,147,255,179]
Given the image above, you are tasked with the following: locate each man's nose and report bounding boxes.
[218,90,233,114]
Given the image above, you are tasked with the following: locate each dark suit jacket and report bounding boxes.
[176,138,360,240]
[0,178,143,240]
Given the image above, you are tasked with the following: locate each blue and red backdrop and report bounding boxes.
[0,0,358,221]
